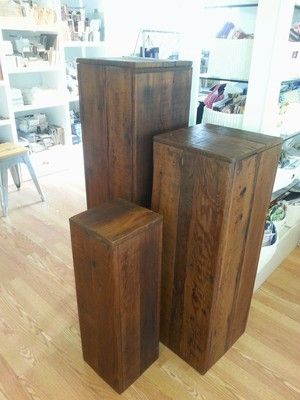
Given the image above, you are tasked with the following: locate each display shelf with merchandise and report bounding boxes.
[197,1,257,129]
[0,0,106,176]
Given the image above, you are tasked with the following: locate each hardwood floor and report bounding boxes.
[0,149,299,400]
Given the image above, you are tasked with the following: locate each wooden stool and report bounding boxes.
[151,124,282,374]
[69,199,162,393]
[0,143,45,217]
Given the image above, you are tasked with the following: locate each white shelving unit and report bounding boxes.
[0,0,106,174]
[195,0,300,288]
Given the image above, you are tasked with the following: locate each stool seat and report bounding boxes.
[0,143,28,160]
[0,142,45,217]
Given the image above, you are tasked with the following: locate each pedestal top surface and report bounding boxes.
[70,199,162,245]
[154,124,283,163]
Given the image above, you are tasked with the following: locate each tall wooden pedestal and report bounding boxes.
[151,124,282,373]
[77,57,192,208]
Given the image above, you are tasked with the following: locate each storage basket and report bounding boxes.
[257,221,278,272]
[202,106,243,129]
[257,238,278,273]
[207,39,254,80]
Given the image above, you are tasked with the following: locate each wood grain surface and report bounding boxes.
[0,152,299,400]
[151,126,282,373]
[154,124,283,162]
[77,58,192,69]
[0,143,28,159]
[70,199,162,393]
[78,58,192,209]
[77,63,109,207]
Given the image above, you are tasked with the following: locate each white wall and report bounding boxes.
[103,0,203,125]
[104,0,202,58]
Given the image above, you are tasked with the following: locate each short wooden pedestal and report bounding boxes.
[151,124,282,373]
[70,199,162,393]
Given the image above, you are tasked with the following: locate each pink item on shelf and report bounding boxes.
[204,84,225,109]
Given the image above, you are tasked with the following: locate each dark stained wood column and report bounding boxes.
[70,199,162,393]
[77,57,192,209]
[151,123,282,374]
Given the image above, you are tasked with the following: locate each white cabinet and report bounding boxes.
[0,0,105,158]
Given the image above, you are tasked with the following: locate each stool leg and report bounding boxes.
[0,186,3,216]
[0,169,8,217]
[9,165,21,190]
[0,173,4,216]
[22,154,45,202]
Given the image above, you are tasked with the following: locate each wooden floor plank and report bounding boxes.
[0,151,299,399]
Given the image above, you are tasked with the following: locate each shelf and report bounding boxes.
[0,0,103,148]
[14,102,66,113]
[8,66,62,74]
[271,179,300,205]
[0,119,10,127]
[281,78,300,84]
[64,41,104,48]
[254,220,300,291]
[199,74,248,83]
[203,0,258,9]
[280,131,300,141]
[0,18,58,33]
[69,96,79,102]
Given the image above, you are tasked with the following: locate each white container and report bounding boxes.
[202,106,243,129]
[207,39,254,81]
[272,167,298,193]
[273,218,286,234]
[257,237,279,273]
[278,103,300,136]
[285,203,300,227]
[283,42,300,80]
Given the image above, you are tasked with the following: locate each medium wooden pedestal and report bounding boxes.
[77,57,192,208]
[151,124,282,373]
[70,199,162,393]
